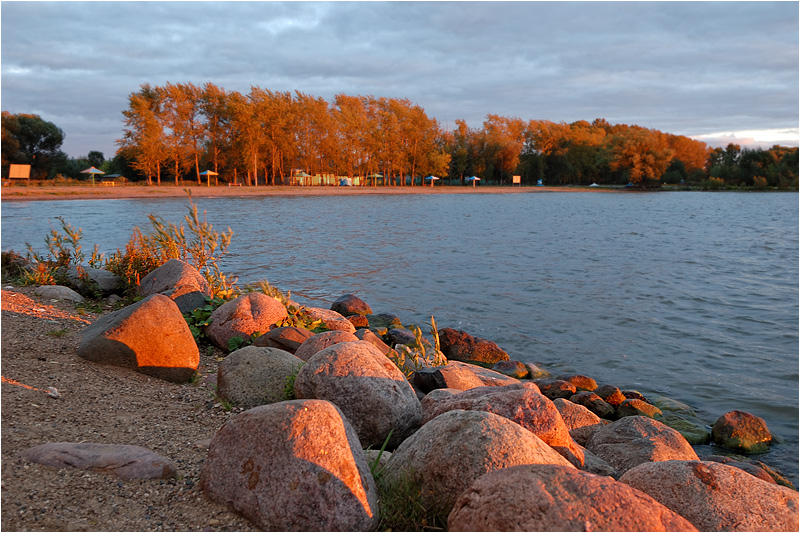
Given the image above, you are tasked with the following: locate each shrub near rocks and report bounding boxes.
[448,464,698,532]
[201,400,378,532]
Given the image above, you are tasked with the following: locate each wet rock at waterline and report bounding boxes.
[619,460,799,531]
[330,293,373,316]
[557,373,598,391]
[200,400,378,532]
[537,379,577,400]
[617,398,663,419]
[448,464,698,532]
[294,340,423,448]
[22,442,177,480]
[712,409,773,454]
[77,294,199,382]
[138,258,211,313]
[569,390,615,418]
[217,346,304,409]
[205,293,288,351]
[491,360,529,379]
[438,327,509,364]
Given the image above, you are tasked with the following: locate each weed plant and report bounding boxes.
[374,468,449,531]
[388,316,446,379]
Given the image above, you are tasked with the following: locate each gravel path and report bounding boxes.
[1,285,258,531]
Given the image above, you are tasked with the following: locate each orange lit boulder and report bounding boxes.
[303,307,356,333]
[619,460,799,531]
[205,293,287,350]
[330,293,372,316]
[438,327,509,364]
[138,258,211,313]
[77,294,198,382]
[201,400,378,531]
[448,464,697,532]
[383,409,574,515]
[422,383,584,467]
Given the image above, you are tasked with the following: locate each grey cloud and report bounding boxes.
[1,1,796,157]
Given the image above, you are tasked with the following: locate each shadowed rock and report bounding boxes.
[251,326,314,354]
[34,285,85,303]
[217,346,304,408]
[138,258,211,313]
[330,293,372,316]
[22,442,176,480]
[294,330,359,362]
[77,294,199,382]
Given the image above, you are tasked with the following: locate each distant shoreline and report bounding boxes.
[0,184,620,202]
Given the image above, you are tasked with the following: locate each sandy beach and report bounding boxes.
[0,183,608,202]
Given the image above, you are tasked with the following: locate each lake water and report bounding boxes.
[2,191,798,483]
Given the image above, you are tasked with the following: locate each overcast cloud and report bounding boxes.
[1,1,797,158]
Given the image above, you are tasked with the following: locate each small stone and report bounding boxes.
[537,379,576,400]
[617,398,663,419]
[594,384,626,407]
[557,374,598,391]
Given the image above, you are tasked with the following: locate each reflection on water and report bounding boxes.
[2,191,798,482]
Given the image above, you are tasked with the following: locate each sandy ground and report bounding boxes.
[1,183,608,202]
[0,284,258,531]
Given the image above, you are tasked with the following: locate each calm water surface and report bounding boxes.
[2,191,797,483]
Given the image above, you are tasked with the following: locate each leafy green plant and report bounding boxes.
[227,336,248,352]
[183,295,228,342]
[282,363,305,401]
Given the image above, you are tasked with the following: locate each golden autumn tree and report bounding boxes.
[605,127,674,186]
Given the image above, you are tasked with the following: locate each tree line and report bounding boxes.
[2,83,797,188]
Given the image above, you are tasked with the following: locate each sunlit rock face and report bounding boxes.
[712,409,773,453]
[422,383,585,467]
[205,293,288,350]
[383,409,574,515]
[294,330,359,362]
[619,460,799,531]
[437,327,509,364]
[448,464,698,532]
[77,293,199,382]
[585,415,698,475]
[200,400,378,532]
[294,340,423,448]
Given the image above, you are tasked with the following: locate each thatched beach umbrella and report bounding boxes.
[80,166,105,187]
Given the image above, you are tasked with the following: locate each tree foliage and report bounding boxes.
[1,111,67,179]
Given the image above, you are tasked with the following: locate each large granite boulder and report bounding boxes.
[383,409,573,515]
[448,464,697,532]
[22,442,176,480]
[200,400,378,531]
[294,330,359,362]
[138,258,211,313]
[620,460,799,531]
[294,340,423,448]
[303,307,356,333]
[438,327,509,364]
[251,326,314,354]
[77,294,198,382]
[217,346,305,408]
[330,293,372,316]
[585,416,699,475]
[205,293,288,350]
[422,383,584,467]
[712,410,772,453]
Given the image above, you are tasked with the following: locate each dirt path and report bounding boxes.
[0,285,257,531]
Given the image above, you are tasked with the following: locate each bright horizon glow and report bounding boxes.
[691,128,799,149]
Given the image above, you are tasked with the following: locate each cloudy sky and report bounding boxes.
[1,1,797,159]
